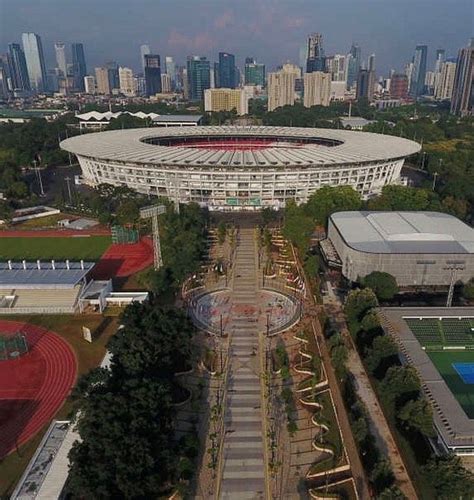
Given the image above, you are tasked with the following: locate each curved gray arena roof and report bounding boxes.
[60,125,421,168]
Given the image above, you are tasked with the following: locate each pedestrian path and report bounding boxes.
[220,228,266,500]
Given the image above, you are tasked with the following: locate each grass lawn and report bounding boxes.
[428,350,474,418]
[0,314,118,497]
[0,235,111,261]
[13,214,67,229]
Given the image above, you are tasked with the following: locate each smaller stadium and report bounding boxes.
[380,307,474,456]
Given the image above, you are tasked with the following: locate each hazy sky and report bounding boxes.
[1,0,472,75]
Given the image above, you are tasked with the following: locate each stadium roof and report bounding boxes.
[0,261,95,289]
[330,211,474,254]
[75,111,202,123]
[60,125,420,168]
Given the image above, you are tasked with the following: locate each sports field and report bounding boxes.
[427,351,474,418]
[405,317,474,348]
[0,236,111,261]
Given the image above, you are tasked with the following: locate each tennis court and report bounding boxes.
[428,351,474,418]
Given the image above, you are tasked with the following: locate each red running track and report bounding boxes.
[91,236,154,279]
[0,321,77,459]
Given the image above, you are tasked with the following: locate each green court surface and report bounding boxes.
[405,317,474,348]
[428,350,474,419]
[0,236,111,261]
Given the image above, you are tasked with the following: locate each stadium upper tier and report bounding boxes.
[60,126,421,209]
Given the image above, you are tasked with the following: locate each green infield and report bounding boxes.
[0,236,111,261]
[428,350,474,419]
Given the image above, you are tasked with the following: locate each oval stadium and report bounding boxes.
[60,126,421,210]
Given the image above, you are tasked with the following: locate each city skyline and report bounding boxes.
[0,0,472,75]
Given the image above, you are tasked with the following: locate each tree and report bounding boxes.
[365,335,398,375]
[217,221,227,244]
[370,459,395,493]
[115,199,140,225]
[367,185,433,211]
[361,271,398,301]
[304,185,362,227]
[344,288,378,334]
[282,200,314,253]
[397,398,435,437]
[377,485,407,499]
[380,366,421,411]
[423,454,474,499]
[462,278,474,300]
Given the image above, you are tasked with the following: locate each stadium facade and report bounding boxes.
[324,211,474,287]
[60,126,420,210]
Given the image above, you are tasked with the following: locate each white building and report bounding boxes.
[303,71,331,107]
[83,75,96,94]
[161,73,172,93]
[119,67,135,97]
[267,66,299,111]
[330,81,347,101]
[328,54,347,82]
[435,61,457,100]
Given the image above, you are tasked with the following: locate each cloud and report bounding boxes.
[167,30,216,54]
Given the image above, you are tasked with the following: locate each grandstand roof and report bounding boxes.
[60,125,421,169]
[0,261,94,289]
[75,111,202,124]
[330,211,474,254]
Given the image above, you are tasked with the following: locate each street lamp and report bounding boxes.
[33,159,45,197]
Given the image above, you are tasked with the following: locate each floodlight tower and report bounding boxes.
[445,262,465,307]
[140,204,166,270]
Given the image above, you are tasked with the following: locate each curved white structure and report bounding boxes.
[61,126,420,210]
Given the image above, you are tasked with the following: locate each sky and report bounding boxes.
[0,0,472,76]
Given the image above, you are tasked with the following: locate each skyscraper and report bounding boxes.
[244,58,266,86]
[303,71,331,107]
[390,73,409,99]
[306,33,326,73]
[356,69,375,101]
[368,54,375,73]
[187,56,211,100]
[21,32,47,92]
[346,43,361,88]
[435,49,446,73]
[144,54,162,96]
[435,61,457,100]
[267,65,297,111]
[95,67,110,94]
[140,44,151,72]
[106,61,120,92]
[72,43,87,92]
[327,54,347,82]
[54,42,67,77]
[450,39,473,116]
[409,45,428,98]
[218,52,236,88]
[119,67,135,96]
[161,73,172,93]
[84,75,96,94]
[7,43,30,92]
[165,56,176,85]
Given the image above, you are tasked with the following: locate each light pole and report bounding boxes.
[33,159,45,197]
[65,176,73,205]
[432,171,438,191]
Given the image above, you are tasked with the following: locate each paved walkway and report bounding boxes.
[220,228,266,499]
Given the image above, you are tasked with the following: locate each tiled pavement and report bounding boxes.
[220,228,266,500]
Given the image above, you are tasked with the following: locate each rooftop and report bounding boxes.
[60,125,421,169]
[330,211,474,254]
[0,261,95,288]
[75,110,202,123]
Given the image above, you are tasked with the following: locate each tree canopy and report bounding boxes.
[361,271,399,301]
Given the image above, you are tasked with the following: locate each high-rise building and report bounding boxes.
[390,73,409,99]
[306,33,326,73]
[0,57,9,98]
[356,69,375,101]
[410,45,428,98]
[161,73,172,93]
[54,42,67,77]
[218,52,236,88]
[165,56,175,84]
[244,58,266,86]
[187,56,211,100]
[303,71,331,107]
[106,61,120,92]
[435,49,446,73]
[327,54,347,82]
[119,67,135,96]
[140,44,151,72]
[204,88,248,115]
[84,75,96,94]
[346,43,361,88]
[7,43,30,92]
[435,61,457,100]
[368,54,375,73]
[144,54,162,96]
[267,66,297,111]
[72,43,87,92]
[425,71,436,95]
[95,67,110,94]
[450,39,473,116]
[21,32,48,92]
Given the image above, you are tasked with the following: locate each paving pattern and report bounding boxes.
[220,228,266,499]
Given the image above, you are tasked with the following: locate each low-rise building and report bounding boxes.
[204,88,248,115]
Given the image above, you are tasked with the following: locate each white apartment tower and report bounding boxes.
[119,67,136,96]
[267,64,299,111]
[303,71,331,107]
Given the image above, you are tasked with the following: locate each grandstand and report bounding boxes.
[0,261,95,314]
[379,307,474,457]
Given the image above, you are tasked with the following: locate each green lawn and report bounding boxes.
[0,236,111,261]
[428,350,474,418]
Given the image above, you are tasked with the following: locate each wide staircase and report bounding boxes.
[220,228,266,499]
